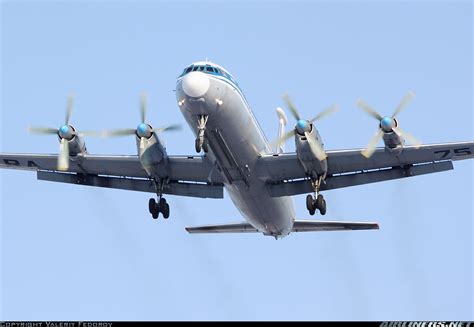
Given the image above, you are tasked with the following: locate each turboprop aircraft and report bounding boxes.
[1,61,473,238]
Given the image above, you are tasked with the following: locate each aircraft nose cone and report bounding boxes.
[182,72,210,98]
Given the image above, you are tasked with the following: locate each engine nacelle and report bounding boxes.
[381,118,403,154]
[59,125,87,156]
[295,126,328,179]
[382,131,402,148]
[136,133,168,178]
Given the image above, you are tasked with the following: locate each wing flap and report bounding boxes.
[292,220,379,232]
[268,160,453,197]
[37,171,224,199]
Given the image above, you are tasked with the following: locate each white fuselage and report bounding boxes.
[175,63,294,237]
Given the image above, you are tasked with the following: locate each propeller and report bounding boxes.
[28,95,84,171]
[356,91,421,158]
[99,94,181,155]
[273,93,338,161]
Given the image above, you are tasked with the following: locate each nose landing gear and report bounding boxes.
[195,115,209,153]
[306,176,327,216]
[149,179,170,219]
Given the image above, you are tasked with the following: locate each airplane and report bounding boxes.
[1,60,473,239]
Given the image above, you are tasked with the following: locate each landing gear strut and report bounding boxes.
[149,179,170,219]
[306,176,327,216]
[195,115,209,153]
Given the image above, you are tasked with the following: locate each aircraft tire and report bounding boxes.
[159,198,167,212]
[195,138,202,153]
[149,198,156,214]
[202,139,209,153]
[306,194,314,211]
[315,194,324,210]
[163,203,170,219]
[320,199,327,215]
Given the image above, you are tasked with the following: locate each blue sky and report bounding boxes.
[1,0,472,321]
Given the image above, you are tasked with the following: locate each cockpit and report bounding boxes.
[179,63,238,86]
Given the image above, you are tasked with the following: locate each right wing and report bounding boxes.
[256,141,474,197]
[0,153,225,199]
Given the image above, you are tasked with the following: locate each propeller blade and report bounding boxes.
[138,136,147,157]
[99,128,136,137]
[28,126,58,135]
[57,138,69,171]
[270,129,296,148]
[78,130,108,137]
[361,128,384,158]
[140,93,147,123]
[65,95,75,125]
[282,93,301,121]
[392,91,415,118]
[153,124,182,133]
[356,99,383,121]
[309,104,339,123]
[393,126,421,148]
[305,131,327,161]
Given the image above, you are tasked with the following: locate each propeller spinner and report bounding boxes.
[357,91,421,158]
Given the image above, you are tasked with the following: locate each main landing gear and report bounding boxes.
[149,179,170,219]
[149,197,170,219]
[195,115,209,153]
[306,176,327,216]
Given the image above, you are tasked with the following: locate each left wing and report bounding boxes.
[256,141,474,197]
[0,153,225,199]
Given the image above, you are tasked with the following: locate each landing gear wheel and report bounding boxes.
[149,198,159,219]
[202,139,209,153]
[195,138,202,153]
[149,198,156,214]
[163,203,170,219]
[159,198,167,212]
[309,208,316,216]
[319,199,327,216]
[315,194,324,210]
[306,194,314,211]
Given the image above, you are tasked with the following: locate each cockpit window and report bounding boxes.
[185,67,193,73]
[198,66,205,71]
[192,66,199,71]
[206,66,213,72]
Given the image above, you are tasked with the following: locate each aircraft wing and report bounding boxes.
[0,153,225,199]
[256,141,474,197]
